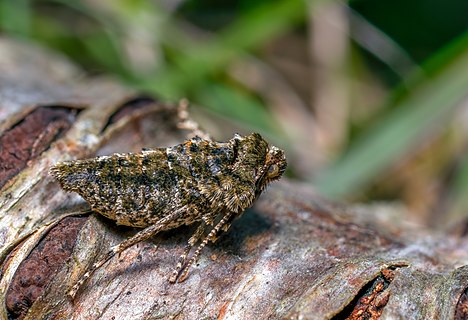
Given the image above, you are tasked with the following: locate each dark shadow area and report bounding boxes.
[91,208,274,280]
[215,208,273,255]
[455,287,468,320]
[332,267,399,320]
[101,95,158,133]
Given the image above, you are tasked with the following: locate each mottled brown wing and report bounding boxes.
[50,150,191,227]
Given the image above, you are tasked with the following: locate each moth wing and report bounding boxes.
[50,152,180,225]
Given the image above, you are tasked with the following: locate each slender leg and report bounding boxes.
[168,222,206,283]
[176,99,212,140]
[69,211,181,299]
[174,211,235,283]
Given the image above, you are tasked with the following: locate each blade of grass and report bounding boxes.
[195,82,284,139]
[446,151,468,222]
[0,0,32,35]
[315,32,468,198]
[47,0,132,75]
[138,0,308,99]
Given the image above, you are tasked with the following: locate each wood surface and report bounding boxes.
[0,37,466,320]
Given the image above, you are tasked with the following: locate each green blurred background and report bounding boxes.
[1,0,467,229]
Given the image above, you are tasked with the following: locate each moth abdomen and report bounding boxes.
[50,160,100,192]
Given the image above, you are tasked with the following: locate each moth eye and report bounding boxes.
[267,164,279,178]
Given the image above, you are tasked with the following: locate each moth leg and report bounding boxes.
[176,99,212,140]
[174,211,235,283]
[169,222,206,283]
[69,211,180,299]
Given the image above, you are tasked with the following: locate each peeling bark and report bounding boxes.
[0,37,467,320]
[6,216,88,319]
[0,106,79,189]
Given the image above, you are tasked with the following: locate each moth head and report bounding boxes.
[232,133,287,193]
[255,145,287,194]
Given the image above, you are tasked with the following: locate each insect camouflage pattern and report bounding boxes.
[50,132,286,298]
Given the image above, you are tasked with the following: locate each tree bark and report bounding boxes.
[0,37,466,320]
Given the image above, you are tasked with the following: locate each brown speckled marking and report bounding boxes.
[50,132,286,299]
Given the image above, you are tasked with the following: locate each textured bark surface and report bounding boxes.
[0,37,467,320]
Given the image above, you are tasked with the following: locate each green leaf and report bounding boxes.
[315,32,468,198]
[0,0,32,35]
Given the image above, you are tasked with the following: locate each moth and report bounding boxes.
[50,132,287,298]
